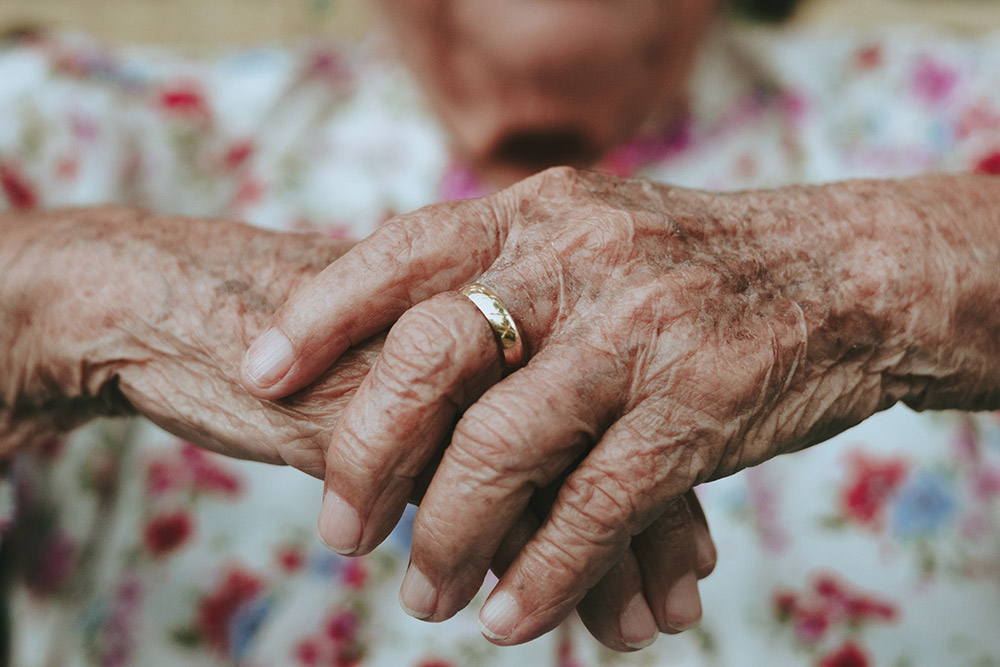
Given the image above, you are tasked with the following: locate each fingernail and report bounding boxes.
[620,593,658,649]
[478,591,519,641]
[244,327,293,388]
[317,490,362,555]
[665,570,702,632]
[399,565,437,619]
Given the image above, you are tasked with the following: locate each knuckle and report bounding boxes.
[554,470,636,546]
[381,305,464,382]
[449,386,584,488]
[410,506,494,577]
[358,219,420,271]
[450,402,532,484]
[516,540,597,613]
[329,419,384,479]
[522,165,585,198]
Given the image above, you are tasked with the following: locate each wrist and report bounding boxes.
[0,208,137,452]
[696,177,1000,413]
[872,175,1000,411]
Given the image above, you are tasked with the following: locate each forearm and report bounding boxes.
[678,175,1000,414]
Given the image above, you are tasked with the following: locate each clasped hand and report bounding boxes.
[243,167,913,647]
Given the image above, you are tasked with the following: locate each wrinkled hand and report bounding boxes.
[0,207,373,474]
[1,206,714,651]
[241,167,977,645]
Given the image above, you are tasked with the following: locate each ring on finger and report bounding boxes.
[458,283,525,371]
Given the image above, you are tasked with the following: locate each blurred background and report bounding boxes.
[0,0,998,48]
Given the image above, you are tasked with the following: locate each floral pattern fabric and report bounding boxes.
[1,23,1000,667]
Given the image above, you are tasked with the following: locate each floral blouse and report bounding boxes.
[1,21,999,667]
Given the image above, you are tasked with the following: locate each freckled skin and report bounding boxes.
[0,207,371,472]
[0,204,714,652]
[254,167,1000,646]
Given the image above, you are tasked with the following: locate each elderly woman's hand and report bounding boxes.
[0,205,715,651]
[0,207,371,474]
[242,167,1000,645]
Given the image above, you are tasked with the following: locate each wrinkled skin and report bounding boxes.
[0,207,368,472]
[0,206,716,652]
[244,167,1000,645]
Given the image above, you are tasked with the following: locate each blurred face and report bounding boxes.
[380,0,718,185]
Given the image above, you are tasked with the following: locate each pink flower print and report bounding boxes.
[746,466,788,552]
[276,545,305,574]
[70,112,100,142]
[98,575,142,667]
[957,105,1000,141]
[772,573,898,647]
[159,82,213,124]
[27,531,76,596]
[233,177,266,208]
[972,467,1000,500]
[296,638,321,666]
[602,116,692,178]
[325,610,359,642]
[340,558,368,590]
[196,567,264,655]
[557,628,585,667]
[222,140,255,171]
[820,642,871,667]
[845,595,897,624]
[853,45,882,71]
[146,444,244,500]
[840,451,907,530]
[950,418,981,463]
[439,160,490,201]
[293,607,366,666]
[306,49,354,89]
[778,90,808,124]
[912,56,958,107]
[0,162,38,209]
[143,511,194,557]
[792,604,829,644]
[975,150,1000,175]
[145,460,176,496]
[181,444,243,497]
[320,222,356,240]
[55,153,79,181]
[959,512,990,542]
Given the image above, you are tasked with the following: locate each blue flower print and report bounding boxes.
[891,471,957,539]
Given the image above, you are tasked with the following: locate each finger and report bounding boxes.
[494,481,658,651]
[477,409,707,645]
[397,343,628,622]
[687,489,718,579]
[633,492,703,635]
[317,292,502,555]
[241,197,507,399]
[576,552,659,651]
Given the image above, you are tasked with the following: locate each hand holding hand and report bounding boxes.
[0,205,717,651]
[244,168,1000,645]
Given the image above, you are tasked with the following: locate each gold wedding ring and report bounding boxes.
[459,283,525,371]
